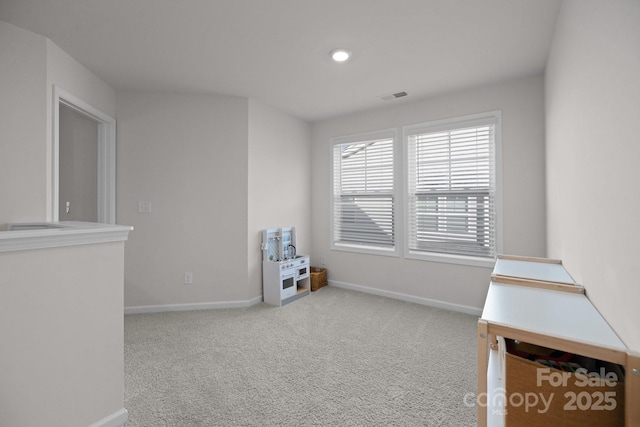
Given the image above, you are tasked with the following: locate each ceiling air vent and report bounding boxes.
[378,91,408,101]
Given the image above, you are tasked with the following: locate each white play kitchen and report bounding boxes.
[261,227,310,306]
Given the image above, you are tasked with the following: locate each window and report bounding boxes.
[329,112,501,266]
[405,114,499,260]
[331,130,397,254]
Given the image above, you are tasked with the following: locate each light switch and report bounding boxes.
[138,200,152,213]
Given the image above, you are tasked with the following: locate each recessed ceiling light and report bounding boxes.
[330,48,351,62]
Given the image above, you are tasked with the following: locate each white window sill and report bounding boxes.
[331,242,399,258]
[405,250,495,268]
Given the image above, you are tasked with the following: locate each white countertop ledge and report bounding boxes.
[0,221,133,252]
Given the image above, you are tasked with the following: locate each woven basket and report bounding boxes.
[310,267,327,291]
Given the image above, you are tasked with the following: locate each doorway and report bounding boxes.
[52,86,116,224]
[58,103,99,222]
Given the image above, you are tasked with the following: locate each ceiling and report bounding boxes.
[0,0,563,122]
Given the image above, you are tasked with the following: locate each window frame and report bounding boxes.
[330,128,401,257]
[402,111,503,267]
[328,111,502,268]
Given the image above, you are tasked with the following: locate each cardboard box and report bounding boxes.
[504,350,625,426]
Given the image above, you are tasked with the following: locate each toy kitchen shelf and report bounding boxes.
[261,227,310,306]
[477,255,640,427]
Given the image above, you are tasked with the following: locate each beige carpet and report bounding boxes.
[124,286,478,426]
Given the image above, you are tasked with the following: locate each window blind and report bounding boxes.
[406,119,496,257]
[333,137,395,249]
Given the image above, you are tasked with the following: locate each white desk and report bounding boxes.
[492,256,575,285]
[482,282,626,351]
[477,256,640,427]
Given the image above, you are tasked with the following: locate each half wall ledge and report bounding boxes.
[0,221,133,252]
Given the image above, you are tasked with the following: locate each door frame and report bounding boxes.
[52,85,116,223]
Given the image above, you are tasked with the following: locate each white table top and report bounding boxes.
[481,282,626,351]
[492,258,575,284]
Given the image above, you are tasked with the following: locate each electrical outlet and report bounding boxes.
[184,272,193,284]
[320,256,326,266]
[138,200,152,213]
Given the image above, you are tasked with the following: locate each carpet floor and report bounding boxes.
[124,286,478,426]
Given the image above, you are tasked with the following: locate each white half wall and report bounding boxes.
[545,0,640,352]
[0,242,127,427]
[310,75,546,311]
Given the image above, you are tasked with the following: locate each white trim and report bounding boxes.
[124,295,264,315]
[403,112,500,134]
[53,85,117,224]
[328,279,483,316]
[494,112,504,256]
[329,128,397,146]
[0,222,132,252]
[88,408,128,427]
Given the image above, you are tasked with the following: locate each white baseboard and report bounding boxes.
[124,284,482,317]
[125,295,263,315]
[88,408,128,427]
[328,280,483,316]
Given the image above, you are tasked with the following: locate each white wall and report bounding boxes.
[0,21,48,224]
[247,99,311,297]
[545,0,640,352]
[119,95,312,309]
[117,91,251,307]
[0,242,127,427]
[311,75,546,312]
[46,39,117,221]
[46,39,116,119]
[0,20,116,225]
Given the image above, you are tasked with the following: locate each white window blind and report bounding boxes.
[406,118,497,258]
[332,136,395,250]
